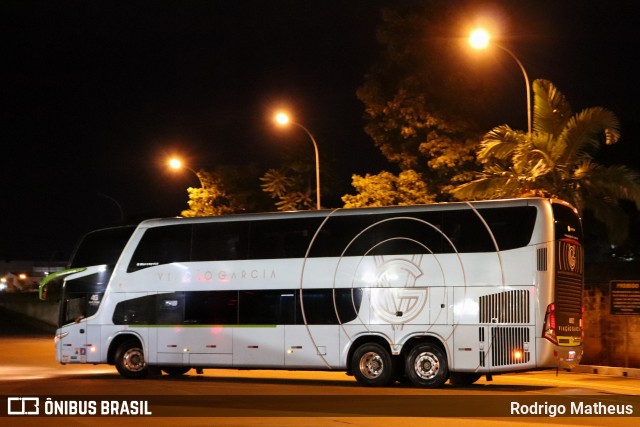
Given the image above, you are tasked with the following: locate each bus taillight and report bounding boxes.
[543,303,557,344]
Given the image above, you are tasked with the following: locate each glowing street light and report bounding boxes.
[469,28,490,50]
[168,157,204,188]
[274,112,321,210]
[469,28,532,138]
[275,112,289,126]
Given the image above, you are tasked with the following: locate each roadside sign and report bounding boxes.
[610,280,640,315]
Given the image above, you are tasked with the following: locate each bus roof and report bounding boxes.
[136,197,569,229]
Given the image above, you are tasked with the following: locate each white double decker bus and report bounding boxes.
[45,198,584,387]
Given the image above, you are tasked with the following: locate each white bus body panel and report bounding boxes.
[55,199,583,377]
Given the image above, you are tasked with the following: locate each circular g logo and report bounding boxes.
[567,244,577,271]
[370,256,427,325]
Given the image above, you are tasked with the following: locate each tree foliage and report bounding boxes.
[260,168,315,211]
[354,2,488,203]
[259,134,332,211]
[452,79,640,244]
[180,170,242,217]
[342,170,435,208]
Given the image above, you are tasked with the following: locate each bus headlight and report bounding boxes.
[54,332,69,344]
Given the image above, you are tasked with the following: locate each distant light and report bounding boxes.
[168,158,182,169]
[19,273,27,280]
[275,112,290,125]
[469,28,490,50]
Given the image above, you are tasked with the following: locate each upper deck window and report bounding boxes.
[126,206,538,271]
[552,204,583,243]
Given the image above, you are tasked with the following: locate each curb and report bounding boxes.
[569,365,640,378]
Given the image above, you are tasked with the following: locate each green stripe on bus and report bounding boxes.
[140,324,278,328]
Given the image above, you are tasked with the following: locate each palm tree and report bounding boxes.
[452,79,640,243]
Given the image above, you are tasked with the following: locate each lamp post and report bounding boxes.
[168,158,205,188]
[97,192,125,221]
[469,28,532,139]
[275,112,321,210]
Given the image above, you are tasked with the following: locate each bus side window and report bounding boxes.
[184,291,238,324]
[239,290,287,324]
[127,225,192,272]
[192,223,247,261]
[112,295,154,325]
[248,218,317,260]
[478,207,537,250]
[156,292,185,325]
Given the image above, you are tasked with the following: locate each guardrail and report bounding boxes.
[0,292,58,327]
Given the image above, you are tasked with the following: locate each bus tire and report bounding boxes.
[162,367,191,376]
[449,372,481,386]
[351,342,394,387]
[114,339,148,379]
[405,343,448,388]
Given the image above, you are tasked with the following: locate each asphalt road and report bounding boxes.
[1,306,639,426]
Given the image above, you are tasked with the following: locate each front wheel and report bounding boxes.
[114,339,148,379]
[405,342,448,388]
[351,343,395,387]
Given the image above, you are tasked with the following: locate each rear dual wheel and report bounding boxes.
[352,341,449,388]
[405,343,448,388]
[352,343,395,387]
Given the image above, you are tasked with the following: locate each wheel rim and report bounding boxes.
[359,351,384,379]
[414,352,439,380]
[123,347,146,372]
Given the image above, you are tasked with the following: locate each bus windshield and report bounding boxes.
[69,225,136,268]
[48,226,136,325]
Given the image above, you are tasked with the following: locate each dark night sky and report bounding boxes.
[2,1,639,261]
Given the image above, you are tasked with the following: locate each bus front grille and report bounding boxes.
[479,290,530,324]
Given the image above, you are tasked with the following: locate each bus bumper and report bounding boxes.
[537,338,583,370]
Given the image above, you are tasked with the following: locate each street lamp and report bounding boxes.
[469,28,532,139]
[168,157,205,188]
[274,112,321,210]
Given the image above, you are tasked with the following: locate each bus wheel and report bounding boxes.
[162,367,191,376]
[449,372,481,386]
[405,343,448,388]
[352,343,394,387]
[115,339,148,379]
